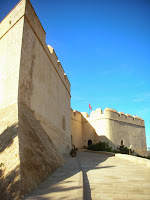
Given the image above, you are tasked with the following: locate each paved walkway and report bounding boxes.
[78,152,150,200]
[24,154,83,200]
[25,152,150,200]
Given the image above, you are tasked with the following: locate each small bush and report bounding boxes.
[70,149,76,157]
[0,163,4,167]
[87,141,112,152]
[116,145,134,155]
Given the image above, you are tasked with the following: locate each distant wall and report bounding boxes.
[71,110,97,148]
[82,114,97,147]
[103,108,147,153]
[71,107,147,153]
[71,109,83,148]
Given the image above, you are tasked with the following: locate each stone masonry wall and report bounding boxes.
[0,0,25,109]
[18,0,71,153]
[71,109,83,148]
[71,108,147,154]
[0,0,71,198]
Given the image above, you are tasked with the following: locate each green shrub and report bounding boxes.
[0,163,4,167]
[116,145,134,154]
[87,141,112,152]
[70,149,76,157]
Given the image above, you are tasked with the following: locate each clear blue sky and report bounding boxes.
[1,0,150,148]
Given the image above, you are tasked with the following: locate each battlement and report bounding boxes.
[97,108,144,126]
[73,107,145,127]
[90,108,103,118]
[81,112,89,117]
[0,0,70,96]
[71,109,82,122]
[47,45,70,93]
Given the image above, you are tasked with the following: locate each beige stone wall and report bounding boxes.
[18,0,71,154]
[71,109,83,148]
[71,107,147,153]
[82,115,97,147]
[0,0,71,197]
[0,0,25,109]
[0,0,71,154]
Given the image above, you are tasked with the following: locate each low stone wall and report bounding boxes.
[80,150,150,168]
[115,153,150,168]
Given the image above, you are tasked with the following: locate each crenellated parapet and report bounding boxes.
[79,107,144,127]
[72,107,144,127]
[0,0,71,97]
[71,109,82,122]
[47,45,70,94]
[102,108,144,126]
[90,108,103,118]
[26,0,71,95]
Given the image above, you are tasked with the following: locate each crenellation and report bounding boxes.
[133,116,145,126]
[47,45,59,67]
[81,112,89,118]
[102,108,144,126]
[71,109,82,122]
[57,60,65,81]
[104,108,118,119]
[125,114,134,122]
[90,108,103,119]
[47,45,70,93]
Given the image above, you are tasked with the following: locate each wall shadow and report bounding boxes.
[81,115,118,150]
[24,151,114,200]
[0,123,18,153]
[77,152,115,200]
[0,165,21,200]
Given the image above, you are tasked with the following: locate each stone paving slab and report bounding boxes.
[24,154,83,200]
[78,152,150,200]
[24,152,150,200]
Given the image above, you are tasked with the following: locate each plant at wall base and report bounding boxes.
[0,163,4,167]
[87,141,112,152]
[116,145,134,155]
[70,149,76,157]
[135,153,150,160]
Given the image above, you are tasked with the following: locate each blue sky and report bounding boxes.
[1,0,150,148]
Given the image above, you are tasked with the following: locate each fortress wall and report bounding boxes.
[107,119,147,153]
[90,108,102,119]
[71,109,83,148]
[18,0,71,154]
[71,106,147,152]
[0,0,25,109]
[104,108,145,126]
[0,0,25,38]
[81,115,97,147]
[0,0,70,197]
[89,108,147,152]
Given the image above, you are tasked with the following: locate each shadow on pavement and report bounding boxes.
[24,151,114,200]
[77,151,115,200]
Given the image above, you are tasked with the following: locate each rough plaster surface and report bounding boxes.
[0,0,71,199]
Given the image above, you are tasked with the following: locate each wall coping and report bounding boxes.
[115,153,150,168]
